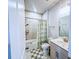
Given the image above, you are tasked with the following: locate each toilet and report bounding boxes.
[41,43,49,56]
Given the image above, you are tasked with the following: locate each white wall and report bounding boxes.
[42,0,70,38]
[8,0,25,59]
[48,0,67,38]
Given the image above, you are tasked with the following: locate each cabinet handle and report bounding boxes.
[56,51,59,59]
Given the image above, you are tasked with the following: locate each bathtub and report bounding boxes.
[25,39,38,50]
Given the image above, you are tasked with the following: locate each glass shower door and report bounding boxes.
[38,20,47,48]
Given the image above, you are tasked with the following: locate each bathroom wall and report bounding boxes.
[48,0,67,38]
[42,0,70,38]
[8,0,25,59]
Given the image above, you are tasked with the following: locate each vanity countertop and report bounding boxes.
[49,37,68,51]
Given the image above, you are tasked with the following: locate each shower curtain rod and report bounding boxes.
[25,17,46,21]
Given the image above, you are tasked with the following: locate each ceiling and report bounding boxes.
[24,0,60,14]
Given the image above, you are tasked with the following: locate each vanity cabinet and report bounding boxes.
[50,42,56,59]
[50,42,68,59]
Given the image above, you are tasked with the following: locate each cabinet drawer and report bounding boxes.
[59,48,68,59]
[50,42,56,59]
[50,50,56,59]
[60,53,68,59]
[61,48,68,57]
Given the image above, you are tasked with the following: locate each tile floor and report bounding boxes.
[24,39,50,59]
[24,49,50,59]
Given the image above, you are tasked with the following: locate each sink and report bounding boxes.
[57,41,63,43]
[49,37,68,51]
[56,40,65,47]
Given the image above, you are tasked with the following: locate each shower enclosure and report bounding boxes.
[25,18,47,50]
[24,17,48,59]
[25,18,39,50]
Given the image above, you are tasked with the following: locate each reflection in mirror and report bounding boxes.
[59,15,70,38]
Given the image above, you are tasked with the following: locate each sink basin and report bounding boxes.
[57,41,63,43]
[56,40,65,47]
[49,37,68,51]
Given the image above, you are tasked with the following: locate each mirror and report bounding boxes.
[59,15,70,38]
